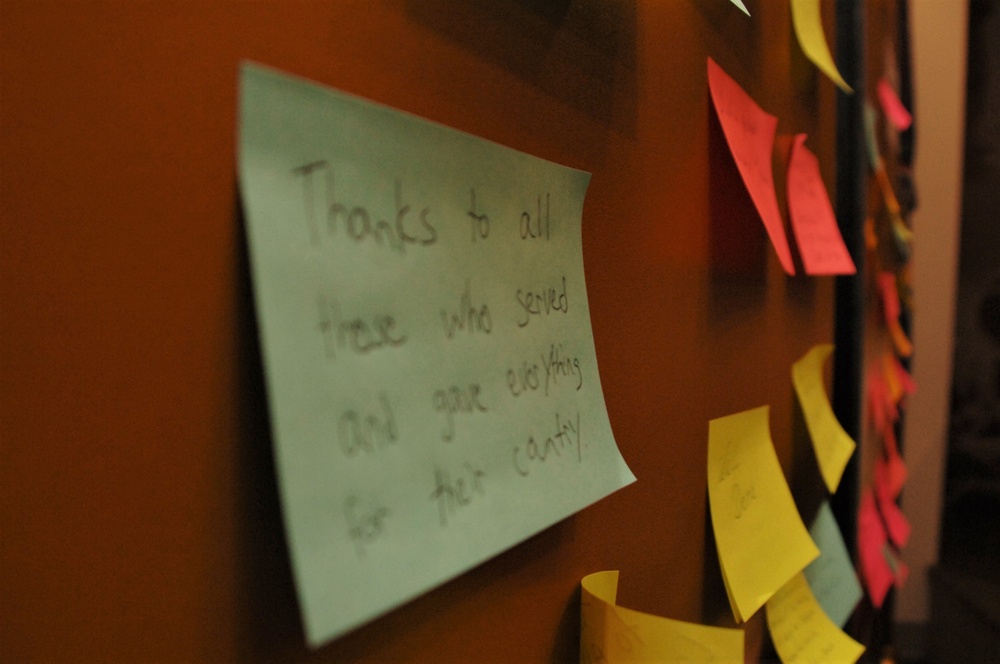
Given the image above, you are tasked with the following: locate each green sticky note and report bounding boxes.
[238,62,635,647]
[803,501,863,628]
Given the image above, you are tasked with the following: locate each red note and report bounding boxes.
[876,432,908,501]
[875,481,912,548]
[858,489,894,608]
[877,78,913,131]
[786,134,857,275]
[707,58,795,275]
[893,357,917,397]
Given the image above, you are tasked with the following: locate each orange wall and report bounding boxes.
[1,2,841,661]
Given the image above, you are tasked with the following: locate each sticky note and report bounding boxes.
[708,58,796,275]
[803,501,863,628]
[858,489,893,608]
[708,406,819,622]
[580,571,744,663]
[877,78,913,131]
[878,273,902,323]
[863,104,881,171]
[730,0,751,16]
[882,544,910,588]
[790,0,854,93]
[882,353,916,406]
[875,465,911,550]
[875,430,908,501]
[786,135,856,275]
[877,490,911,549]
[238,62,636,646]
[766,572,865,664]
[867,364,897,434]
[792,344,857,493]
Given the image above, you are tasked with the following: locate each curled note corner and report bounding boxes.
[580,571,744,663]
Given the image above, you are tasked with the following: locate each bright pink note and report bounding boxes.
[875,481,912,548]
[875,446,908,501]
[786,134,857,275]
[708,58,795,275]
[877,79,913,131]
[858,489,894,608]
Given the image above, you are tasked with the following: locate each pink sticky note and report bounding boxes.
[708,58,795,275]
[893,357,917,397]
[858,489,894,608]
[786,134,857,275]
[875,446,908,501]
[875,484,911,548]
[867,366,898,434]
[877,79,913,131]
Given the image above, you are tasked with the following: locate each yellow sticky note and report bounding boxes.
[792,345,857,493]
[708,406,819,623]
[790,0,854,93]
[766,572,865,664]
[580,571,744,663]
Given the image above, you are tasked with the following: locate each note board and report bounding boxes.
[0,2,859,661]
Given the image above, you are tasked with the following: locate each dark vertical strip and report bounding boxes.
[831,0,865,562]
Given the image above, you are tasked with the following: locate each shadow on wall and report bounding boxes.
[398,0,639,136]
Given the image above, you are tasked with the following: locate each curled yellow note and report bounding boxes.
[791,0,854,93]
[708,406,819,623]
[792,344,857,493]
[580,571,744,663]
[766,572,865,664]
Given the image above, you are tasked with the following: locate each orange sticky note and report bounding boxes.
[790,0,854,93]
[766,573,865,664]
[708,406,819,622]
[877,78,913,131]
[787,135,857,275]
[580,571,745,663]
[792,344,857,492]
[708,58,796,275]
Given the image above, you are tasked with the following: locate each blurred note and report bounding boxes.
[875,467,911,549]
[882,544,910,588]
[792,344,856,493]
[730,0,751,16]
[858,489,894,608]
[877,78,913,131]
[803,501,863,628]
[239,62,635,646]
[786,135,856,275]
[790,0,854,93]
[867,364,896,435]
[863,104,881,171]
[876,429,908,500]
[766,572,865,664]
[708,58,795,275]
[878,273,914,357]
[580,571,744,663]
[877,491,911,549]
[708,406,819,622]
